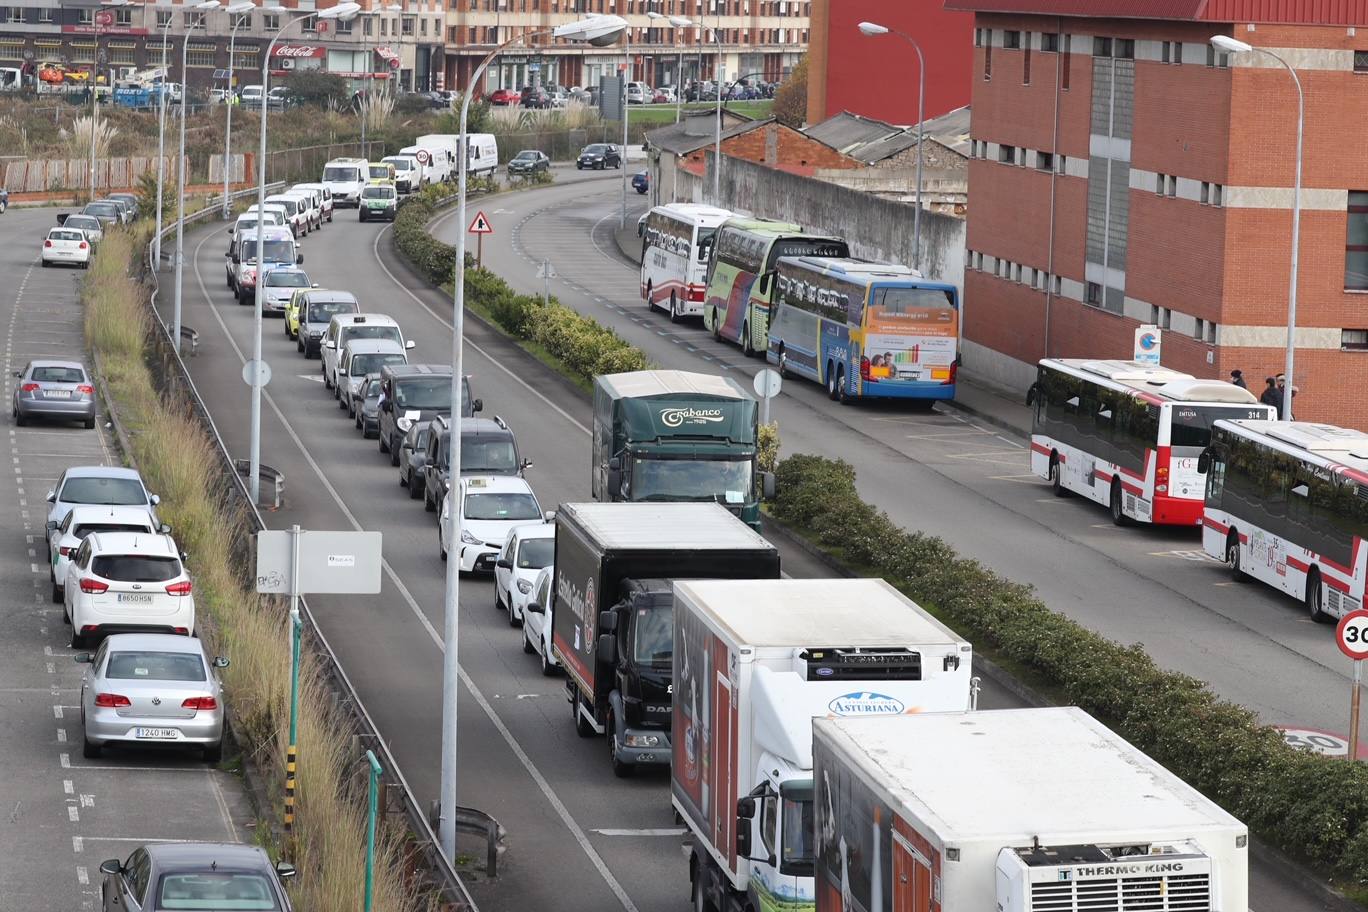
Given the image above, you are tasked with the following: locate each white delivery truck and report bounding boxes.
[412,134,459,182]
[673,578,976,912]
[810,707,1249,912]
[463,133,499,177]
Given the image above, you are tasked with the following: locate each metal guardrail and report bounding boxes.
[141,189,481,911]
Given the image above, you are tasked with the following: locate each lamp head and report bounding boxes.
[668,15,692,27]
[857,21,889,36]
[195,1,222,9]
[226,2,255,12]
[553,13,627,46]
[1209,34,1252,54]
[646,10,663,18]
[320,1,362,18]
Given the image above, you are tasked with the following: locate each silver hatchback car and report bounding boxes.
[76,633,229,762]
[13,359,97,428]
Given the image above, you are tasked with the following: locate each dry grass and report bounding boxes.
[62,114,119,161]
[83,230,430,912]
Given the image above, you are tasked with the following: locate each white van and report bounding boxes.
[293,183,333,223]
[282,189,321,232]
[382,155,422,193]
[321,314,414,391]
[414,134,460,181]
[321,157,368,207]
[265,193,309,237]
[464,133,499,178]
[401,144,448,184]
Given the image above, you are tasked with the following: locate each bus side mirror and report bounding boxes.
[735,797,755,859]
[1025,383,1038,406]
[1197,448,1211,475]
[607,457,621,496]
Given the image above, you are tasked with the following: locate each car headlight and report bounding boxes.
[396,416,413,432]
[516,579,533,594]
[309,329,323,338]
[460,529,481,545]
[624,734,662,748]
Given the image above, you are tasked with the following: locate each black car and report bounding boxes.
[100,843,295,912]
[399,423,433,498]
[421,414,528,514]
[354,372,384,438]
[520,85,550,108]
[576,143,622,170]
[377,365,482,465]
[507,150,551,175]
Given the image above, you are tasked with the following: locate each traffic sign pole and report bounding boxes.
[1353,660,1363,762]
[1335,609,1368,760]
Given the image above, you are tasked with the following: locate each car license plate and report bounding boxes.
[117,593,153,603]
[136,728,179,740]
[45,390,72,398]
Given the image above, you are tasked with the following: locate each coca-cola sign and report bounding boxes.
[273,45,324,59]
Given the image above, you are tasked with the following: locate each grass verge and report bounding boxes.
[627,100,773,125]
[84,229,431,912]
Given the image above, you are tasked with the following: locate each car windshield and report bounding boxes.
[350,353,405,376]
[269,199,297,216]
[59,477,146,506]
[236,219,261,232]
[73,522,150,540]
[365,378,383,397]
[394,377,449,410]
[362,186,394,200]
[105,650,206,682]
[461,437,518,474]
[85,203,118,217]
[464,492,541,521]
[627,458,753,504]
[584,145,605,154]
[245,241,294,264]
[32,366,86,382]
[345,325,401,345]
[323,166,360,182]
[514,151,538,161]
[266,272,308,287]
[92,554,180,582]
[50,230,85,242]
[156,872,280,910]
[388,158,414,172]
[307,301,356,323]
[66,217,99,230]
[517,537,554,570]
[633,605,672,664]
[368,166,390,179]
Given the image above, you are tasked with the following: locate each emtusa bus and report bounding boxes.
[766,256,959,403]
[701,218,848,357]
[1027,359,1273,526]
[638,203,733,322]
[1199,420,1368,622]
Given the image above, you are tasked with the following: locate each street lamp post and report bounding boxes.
[653,14,722,201]
[437,12,628,863]
[90,1,130,202]
[153,7,177,264]
[1211,34,1302,421]
[858,21,925,269]
[220,2,255,219]
[247,2,361,506]
[173,0,222,359]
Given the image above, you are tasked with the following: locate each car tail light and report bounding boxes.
[165,580,193,596]
[688,286,705,303]
[59,546,71,557]
[860,357,871,381]
[77,384,94,395]
[79,577,109,594]
[79,241,88,250]
[21,383,39,393]
[173,627,189,636]
[44,240,52,248]
[944,361,959,385]
[94,693,131,708]
[181,696,218,711]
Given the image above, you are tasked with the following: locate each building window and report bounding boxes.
[69,40,95,63]
[380,17,388,35]
[1200,181,1209,204]
[998,145,1016,164]
[1193,317,1205,341]
[1024,34,1031,84]
[365,17,375,35]
[402,16,415,35]
[984,34,992,80]
[114,7,132,26]
[1085,282,1102,305]
[1093,36,1111,57]
[1029,267,1039,287]
[420,17,427,35]
[184,11,206,28]
[0,37,21,59]
[1356,51,1368,73]
[1041,32,1058,52]
[1053,275,1063,294]
[232,47,258,70]
[1057,154,1067,174]
[1206,321,1217,344]
[1156,173,1165,195]
[1343,330,1368,350]
[1036,151,1054,171]
[1346,191,1368,290]
[1206,43,1230,67]
[1062,34,1071,90]
[1161,41,1171,63]
[1174,41,1183,65]
[77,8,92,25]
[1013,263,1022,282]
[38,7,52,22]
[1167,175,1176,197]
[1004,30,1020,49]
[336,17,353,34]
[974,27,982,48]
[263,12,279,29]
[1160,308,1172,330]
[187,42,215,67]
[1116,38,1134,59]
[108,40,136,64]
[1150,304,1160,324]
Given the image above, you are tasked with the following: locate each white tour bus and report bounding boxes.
[1027,359,1273,526]
[638,203,732,322]
[1199,420,1368,622]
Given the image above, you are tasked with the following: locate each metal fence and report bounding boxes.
[263,140,387,187]
[492,125,629,163]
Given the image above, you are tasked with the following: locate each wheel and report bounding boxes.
[523,625,535,654]
[227,273,234,290]
[389,437,400,466]
[70,628,84,649]
[508,601,520,627]
[1110,481,1130,526]
[1226,532,1249,582]
[540,640,555,676]
[712,314,722,343]
[1049,455,1067,497]
[608,711,634,778]
[41,259,49,268]
[202,741,222,764]
[741,322,754,358]
[407,474,421,499]
[692,870,712,912]
[323,366,332,390]
[573,693,594,736]
[379,429,390,454]
[354,411,362,430]
[1307,570,1329,623]
[52,581,62,604]
[296,337,304,354]
[82,735,101,760]
[669,293,681,323]
[826,362,839,401]
[438,526,448,561]
[14,411,25,427]
[359,211,367,222]
[645,282,654,312]
[835,366,850,405]
[424,486,436,512]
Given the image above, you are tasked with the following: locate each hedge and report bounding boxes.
[772,453,1368,883]
[392,184,651,383]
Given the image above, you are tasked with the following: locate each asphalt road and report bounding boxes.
[153,171,1339,912]
[0,207,252,912]
[431,176,1360,742]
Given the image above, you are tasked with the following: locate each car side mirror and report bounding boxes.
[46,491,56,503]
[46,520,58,531]
[73,652,93,664]
[311,283,320,288]
[296,254,304,265]
[736,796,756,819]
[495,558,513,570]
[472,399,483,413]
[98,859,122,876]
[338,368,347,376]
[520,458,534,471]
[275,861,296,881]
[159,524,172,534]
[12,370,22,378]
[150,494,160,505]
[761,471,776,501]
[213,656,230,668]
[1197,448,1211,475]
[405,340,416,350]
[1025,383,1038,406]
[596,632,618,666]
[525,601,544,615]
[179,551,189,562]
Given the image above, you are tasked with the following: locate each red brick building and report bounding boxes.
[950,0,1368,427]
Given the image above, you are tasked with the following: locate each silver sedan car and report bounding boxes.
[77,633,229,762]
[13,359,97,428]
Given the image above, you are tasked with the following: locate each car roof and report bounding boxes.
[384,363,451,378]
[87,531,176,554]
[461,474,534,494]
[304,289,358,305]
[337,313,399,328]
[238,226,294,241]
[65,504,155,525]
[144,842,273,870]
[343,338,404,354]
[29,358,86,370]
[63,465,144,481]
[513,522,555,540]
[100,631,207,654]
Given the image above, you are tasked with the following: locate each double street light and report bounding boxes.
[219,1,257,219]
[436,12,629,862]
[1210,34,1303,422]
[648,11,723,201]
[857,21,926,269]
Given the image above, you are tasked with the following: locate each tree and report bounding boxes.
[771,54,808,128]
[282,70,349,109]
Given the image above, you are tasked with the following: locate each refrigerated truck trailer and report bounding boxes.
[811,707,1248,912]
[673,577,976,912]
[549,501,780,776]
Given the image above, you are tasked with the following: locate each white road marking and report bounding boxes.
[591,828,687,837]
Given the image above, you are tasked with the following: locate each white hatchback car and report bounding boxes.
[522,565,559,676]
[494,522,555,625]
[42,227,91,268]
[49,505,161,604]
[439,475,548,573]
[63,532,194,649]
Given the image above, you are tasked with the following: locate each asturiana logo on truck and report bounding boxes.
[660,407,725,428]
[828,692,906,716]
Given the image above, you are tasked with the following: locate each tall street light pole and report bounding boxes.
[153,6,177,264]
[1211,34,1302,421]
[656,14,722,201]
[437,12,629,862]
[858,21,924,269]
[220,2,255,219]
[90,1,130,201]
[248,2,362,505]
[173,0,222,357]
[359,4,401,159]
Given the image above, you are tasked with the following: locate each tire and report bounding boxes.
[82,735,101,760]
[573,693,595,736]
[354,411,362,431]
[41,259,49,268]
[645,282,654,312]
[541,642,555,676]
[1307,569,1329,624]
[523,625,535,654]
[323,366,332,390]
[1049,455,1067,497]
[1227,532,1249,583]
[741,322,754,357]
[14,411,25,427]
[835,366,849,405]
[51,581,62,604]
[407,474,422,499]
[826,362,839,401]
[296,337,304,354]
[70,628,84,649]
[777,346,789,380]
[359,211,367,222]
[425,485,436,513]
[692,870,712,912]
[389,437,400,466]
[712,315,722,343]
[202,741,222,764]
[669,293,681,323]
[608,711,634,778]
[1110,481,1130,527]
[438,526,447,561]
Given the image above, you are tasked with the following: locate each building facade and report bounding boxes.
[807,0,973,127]
[951,0,1368,427]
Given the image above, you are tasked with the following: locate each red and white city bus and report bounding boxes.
[1027,359,1274,526]
[1200,420,1368,623]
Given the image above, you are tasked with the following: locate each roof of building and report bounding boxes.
[644,113,770,156]
[944,0,1368,25]
[801,106,972,164]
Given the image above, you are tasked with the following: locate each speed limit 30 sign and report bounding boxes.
[1337,609,1368,660]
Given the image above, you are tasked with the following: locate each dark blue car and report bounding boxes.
[632,170,649,194]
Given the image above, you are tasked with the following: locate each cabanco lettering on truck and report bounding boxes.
[660,407,726,427]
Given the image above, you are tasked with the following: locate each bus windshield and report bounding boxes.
[870,286,956,315]
[627,457,752,504]
[696,226,718,261]
[1170,405,1272,451]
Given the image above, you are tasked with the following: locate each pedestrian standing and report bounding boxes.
[1230,369,1247,389]
[1276,374,1298,419]
[1259,376,1281,410]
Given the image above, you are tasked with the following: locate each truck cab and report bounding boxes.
[596,579,675,774]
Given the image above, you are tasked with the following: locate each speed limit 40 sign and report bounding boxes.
[1337,609,1368,660]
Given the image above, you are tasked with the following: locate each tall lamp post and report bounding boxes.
[858,21,925,269]
[172,0,222,358]
[90,0,130,201]
[359,4,402,159]
[247,1,362,506]
[219,2,256,218]
[1211,34,1302,421]
[436,12,628,862]
[650,12,722,201]
[152,6,177,264]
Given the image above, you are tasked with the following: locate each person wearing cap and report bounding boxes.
[1229,369,1247,389]
[1275,374,1298,419]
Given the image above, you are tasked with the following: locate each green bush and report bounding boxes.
[772,453,1368,882]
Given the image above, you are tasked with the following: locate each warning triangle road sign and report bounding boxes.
[468,211,493,234]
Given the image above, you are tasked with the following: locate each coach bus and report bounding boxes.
[638,203,733,322]
[1198,420,1368,622]
[1026,359,1274,526]
[701,218,848,357]
[766,256,959,404]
